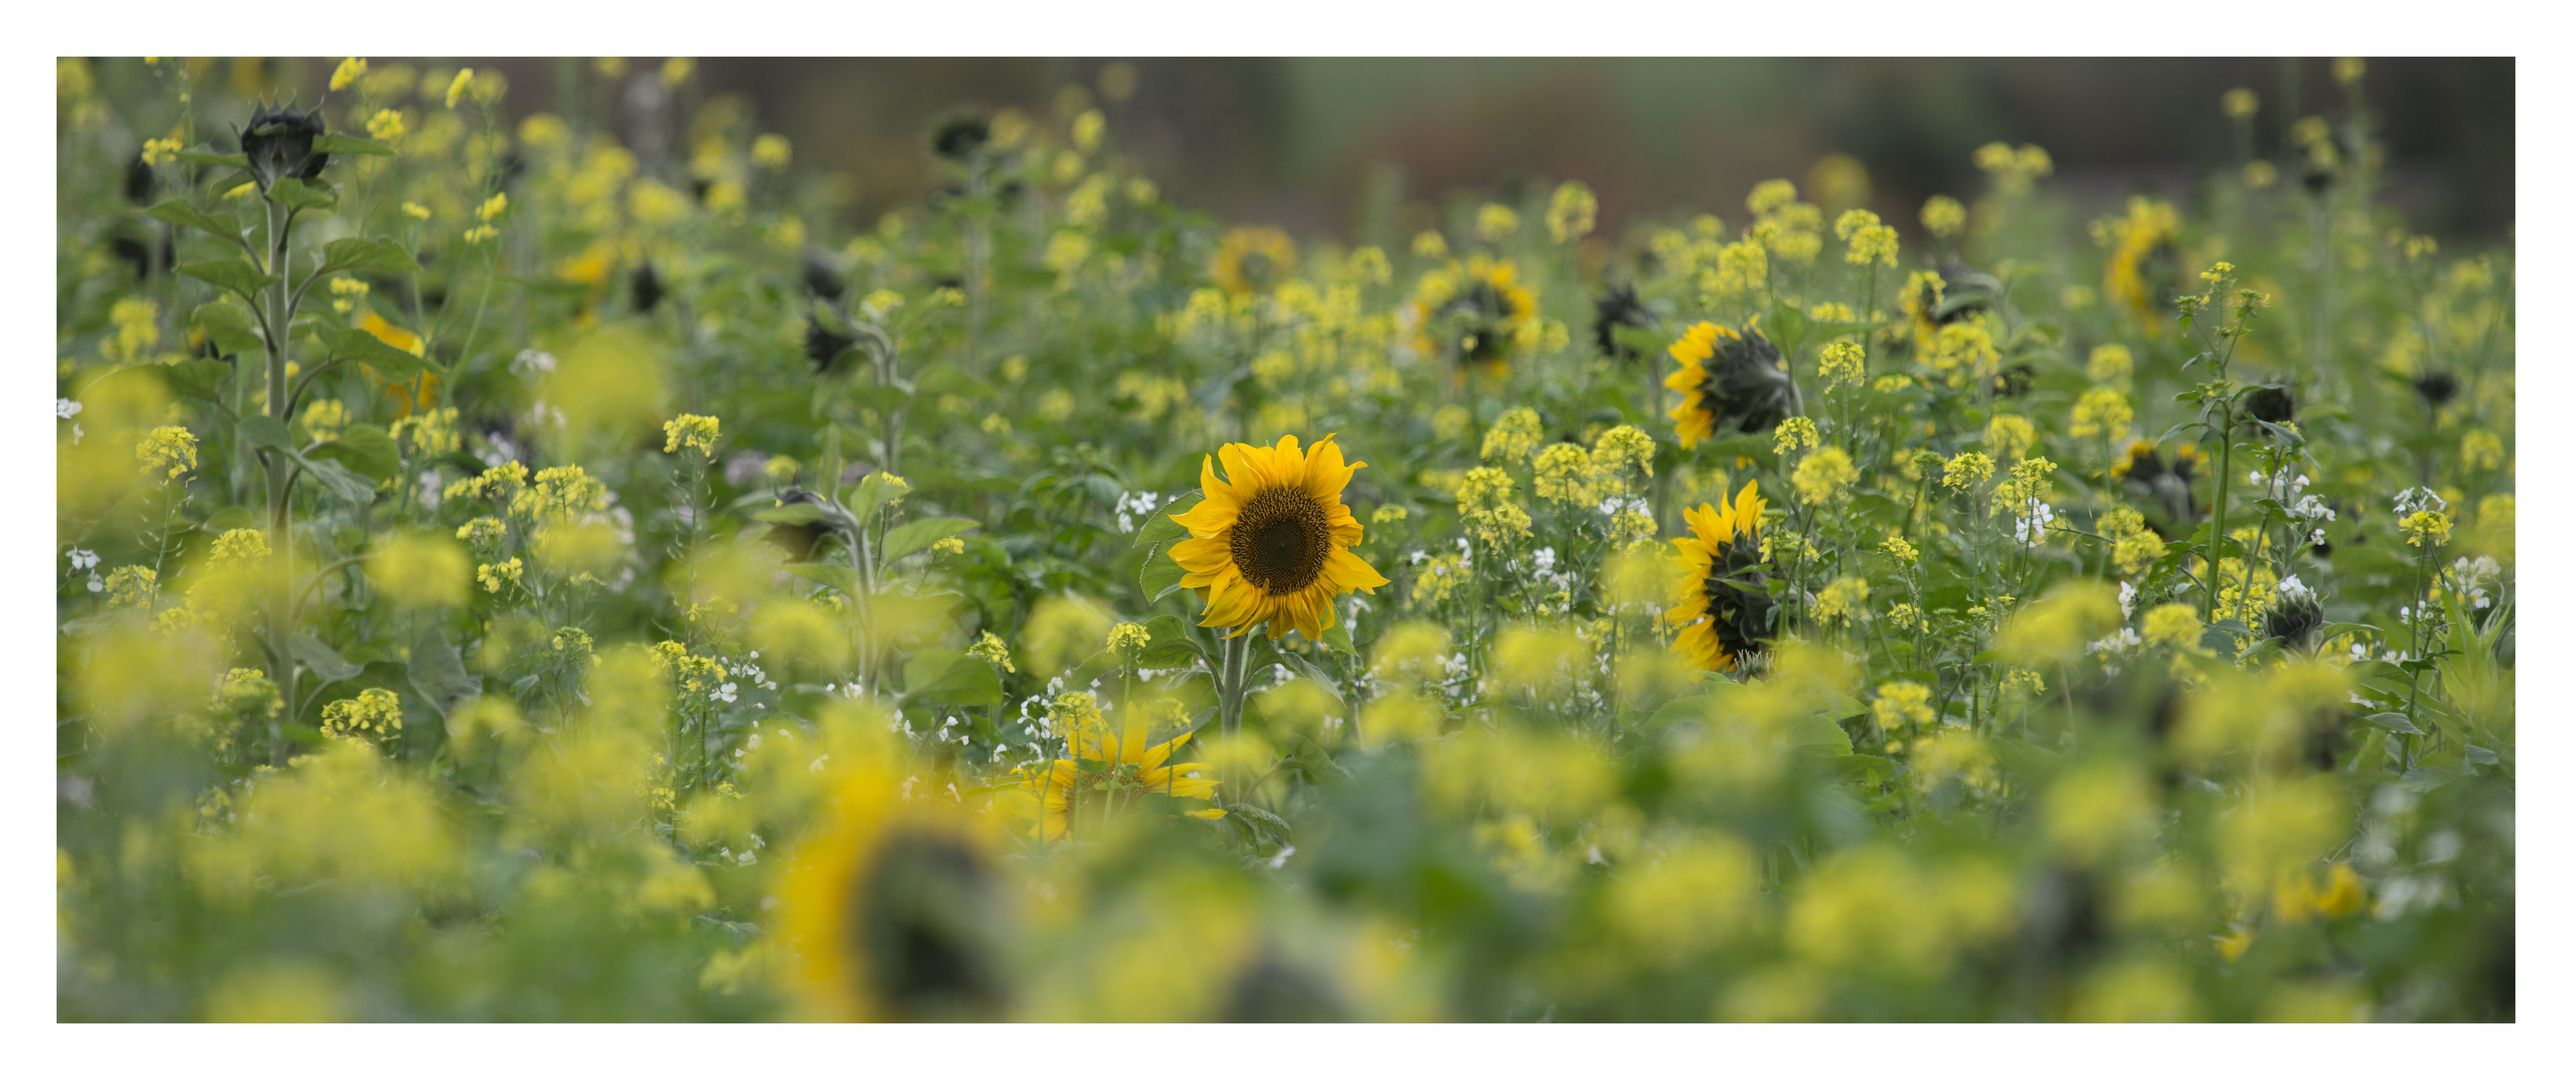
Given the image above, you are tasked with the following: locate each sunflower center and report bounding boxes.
[1230,485,1336,595]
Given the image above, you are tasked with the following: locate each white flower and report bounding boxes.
[2277,574,2317,603]
[712,682,739,703]
[56,398,83,419]
[66,547,100,571]
[2117,580,2137,619]
[511,349,557,377]
[87,572,103,593]
[2013,502,2056,544]
[2393,487,2447,515]
[1533,546,1557,574]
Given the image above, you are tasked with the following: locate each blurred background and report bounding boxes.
[255,57,2518,240]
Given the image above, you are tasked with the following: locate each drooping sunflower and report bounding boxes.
[775,764,1011,1022]
[1408,256,1537,378]
[1168,434,1389,642]
[1667,480,1775,673]
[1212,225,1297,297]
[1020,718,1223,842]
[1663,319,1795,449]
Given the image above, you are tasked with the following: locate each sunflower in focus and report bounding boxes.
[775,764,1012,1022]
[1169,434,1389,642]
[1212,225,1297,297]
[2100,196,2183,329]
[1664,319,1795,449]
[1668,480,1774,673]
[1019,715,1223,842]
[1409,256,1537,379]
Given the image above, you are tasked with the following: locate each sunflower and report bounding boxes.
[1019,717,1223,842]
[1663,319,1795,449]
[1409,256,1537,378]
[2101,196,2182,328]
[1212,225,1297,297]
[1667,480,1775,673]
[1592,282,1653,362]
[1168,434,1389,641]
[775,764,1011,1021]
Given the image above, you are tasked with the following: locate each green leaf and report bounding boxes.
[1135,614,1207,668]
[409,624,480,717]
[1784,713,1854,756]
[753,502,830,526]
[267,177,338,211]
[238,414,294,450]
[320,327,433,381]
[300,457,378,507]
[191,300,263,355]
[880,516,978,564]
[2362,711,2425,735]
[289,631,364,682]
[912,361,995,399]
[1132,490,1201,548]
[320,236,422,276]
[312,133,395,157]
[158,360,231,403]
[173,148,251,169]
[142,199,245,247]
[1060,647,1126,693]
[1644,694,1715,727]
[308,423,400,481]
[1274,649,1342,701]
[178,258,278,302]
[902,647,1003,706]
[1321,625,1357,657]
[1139,544,1188,603]
[783,563,858,596]
[845,472,908,523]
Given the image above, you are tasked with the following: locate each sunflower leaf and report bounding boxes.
[879,516,978,564]
[1139,544,1188,603]
[1132,490,1201,548]
[901,647,1001,706]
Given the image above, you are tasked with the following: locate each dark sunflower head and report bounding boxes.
[806,319,856,374]
[1991,361,2037,398]
[1697,326,1795,435]
[2244,385,2296,427]
[1592,283,1653,361]
[1700,540,1776,671]
[1440,282,1517,366]
[123,151,157,204]
[928,110,992,163]
[236,103,329,188]
[2413,370,2460,408]
[844,830,1007,1022]
[629,261,664,314]
[1227,484,1338,596]
[803,254,846,301]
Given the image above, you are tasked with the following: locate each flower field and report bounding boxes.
[55,57,2513,1022]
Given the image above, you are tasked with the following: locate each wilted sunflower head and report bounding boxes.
[1667,480,1774,673]
[778,765,1013,1022]
[236,103,329,188]
[1663,319,1795,448]
[1592,282,1653,361]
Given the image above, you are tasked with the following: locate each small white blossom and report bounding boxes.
[56,398,83,420]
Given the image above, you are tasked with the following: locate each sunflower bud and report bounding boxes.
[236,104,329,189]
